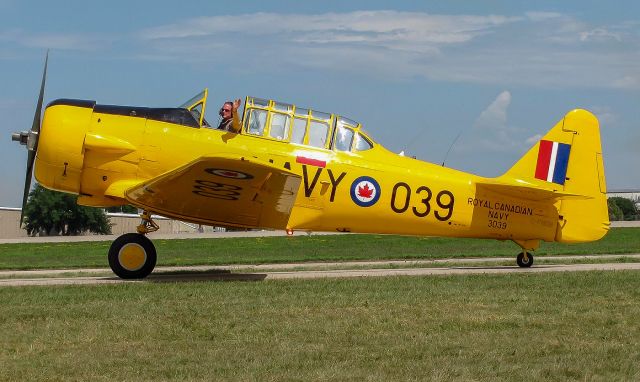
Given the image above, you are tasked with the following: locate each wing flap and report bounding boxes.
[125,155,301,229]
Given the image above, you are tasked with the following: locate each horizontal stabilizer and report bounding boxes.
[476,178,591,202]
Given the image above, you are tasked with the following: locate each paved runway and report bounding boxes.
[2,254,639,287]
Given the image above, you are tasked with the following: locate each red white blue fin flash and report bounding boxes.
[534,140,571,185]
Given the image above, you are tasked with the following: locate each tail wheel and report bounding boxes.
[516,252,534,268]
[108,233,157,279]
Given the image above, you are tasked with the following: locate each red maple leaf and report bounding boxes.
[358,184,374,198]
[221,171,239,177]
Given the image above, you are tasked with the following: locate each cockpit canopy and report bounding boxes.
[178,91,376,153]
[243,96,375,153]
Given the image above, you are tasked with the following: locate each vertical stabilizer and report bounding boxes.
[500,109,609,243]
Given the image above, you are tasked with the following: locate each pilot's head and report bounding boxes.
[219,102,233,118]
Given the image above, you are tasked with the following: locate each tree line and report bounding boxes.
[608,197,639,221]
[23,185,113,236]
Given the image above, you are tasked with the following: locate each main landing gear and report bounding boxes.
[108,211,158,279]
[513,239,538,268]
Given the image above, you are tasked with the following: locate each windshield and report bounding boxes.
[179,90,206,109]
[179,89,209,127]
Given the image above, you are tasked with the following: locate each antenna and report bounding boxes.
[400,124,466,166]
[441,129,464,167]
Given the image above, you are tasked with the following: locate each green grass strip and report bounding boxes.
[1,271,639,380]
[0,227,638,270]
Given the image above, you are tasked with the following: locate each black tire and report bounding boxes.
[516,252,534,268]
[108,233,157,279]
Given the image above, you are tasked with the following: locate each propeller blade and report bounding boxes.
[31,50,48,136]
[19,51,48,226]
[19,151,36,224]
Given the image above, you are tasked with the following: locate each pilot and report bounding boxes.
[217,99,242,133]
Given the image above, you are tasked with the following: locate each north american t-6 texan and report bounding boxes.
[12,55,609,279]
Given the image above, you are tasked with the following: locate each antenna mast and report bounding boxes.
[441,130,464,167]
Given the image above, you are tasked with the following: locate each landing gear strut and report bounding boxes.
[108,211,158,279]
[136,210,159,234]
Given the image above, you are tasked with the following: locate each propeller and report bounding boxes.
[11,51,48,225]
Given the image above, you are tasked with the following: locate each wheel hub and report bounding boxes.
[118,243,147,271]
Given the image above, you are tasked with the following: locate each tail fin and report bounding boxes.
[500,109,609,243]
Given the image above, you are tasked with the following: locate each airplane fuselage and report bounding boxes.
[35,99,558,245]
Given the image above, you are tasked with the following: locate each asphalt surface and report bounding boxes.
[2,254,639,287]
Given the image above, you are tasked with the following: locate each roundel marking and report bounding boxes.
[350,176,381,207]
[205,168,254,180]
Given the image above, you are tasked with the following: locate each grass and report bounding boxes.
[1,271,640,380]
[2,229,640,380]
[0,227,639,270]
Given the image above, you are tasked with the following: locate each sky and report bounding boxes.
[1,1,639,207]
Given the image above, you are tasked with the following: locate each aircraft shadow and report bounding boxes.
[144,269,267,283]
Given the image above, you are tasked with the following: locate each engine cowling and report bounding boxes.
[34,99,95,195]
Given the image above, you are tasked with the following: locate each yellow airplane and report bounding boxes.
[12,56,609,279]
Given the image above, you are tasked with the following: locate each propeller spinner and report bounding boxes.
[11,51,48,225]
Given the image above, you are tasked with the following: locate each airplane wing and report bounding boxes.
[124,155,301,228]
[477,178,591,202]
